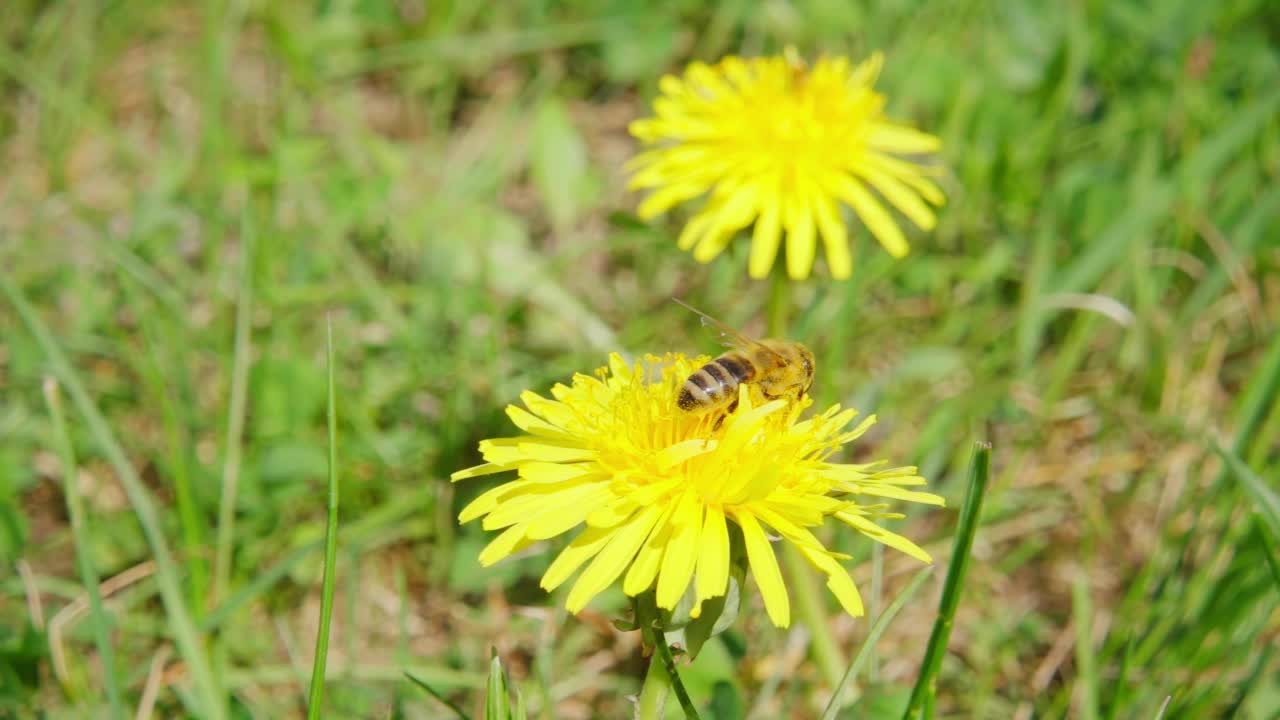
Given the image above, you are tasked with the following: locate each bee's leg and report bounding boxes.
[761,384,802,403]
[760,385,788,401]
[712,397,740,431]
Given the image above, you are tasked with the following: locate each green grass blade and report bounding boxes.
[513,680,528,720]
[1226,329,1280,460]
[405,671,472,720]
[119,277,207,611]
[213,220,255,605]
[821,566,933,720]
[902,442,992,720]
[43,379,126,720]
[1216,444,1280,540]
[1072,574,1099,720]
[1257,523,1280,592]
[1102,636,1137,720]
[306,318,342,719]
[487,653,511,720]
[0,268,226,718]
[1222,642,1273,717]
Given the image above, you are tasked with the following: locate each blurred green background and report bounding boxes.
[2,0,1278,718]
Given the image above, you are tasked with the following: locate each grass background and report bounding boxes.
[2,0,1278,717]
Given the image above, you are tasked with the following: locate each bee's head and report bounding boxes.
[798,344,815,394]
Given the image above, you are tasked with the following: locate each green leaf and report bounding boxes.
[676,562,745,660]
[486,653,511,720]
[530,97,592,233]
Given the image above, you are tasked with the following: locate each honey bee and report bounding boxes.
[673,299,815,415]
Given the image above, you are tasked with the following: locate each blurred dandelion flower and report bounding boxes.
[452,353,942,627]
[628,51,944,280]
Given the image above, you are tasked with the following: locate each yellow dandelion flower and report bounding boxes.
[627,51,945,280]
[451,353,943,627]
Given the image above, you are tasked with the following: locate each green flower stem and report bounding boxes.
[635,595,701,719]
[766,270,846,690]
[766,268,790,339]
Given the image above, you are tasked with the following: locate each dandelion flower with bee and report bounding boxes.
[627,50,945,280]
[451,352,943,627]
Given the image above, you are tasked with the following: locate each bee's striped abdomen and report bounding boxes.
[677,353,757,412]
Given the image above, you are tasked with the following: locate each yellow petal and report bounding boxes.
[839,513,933,563]
[623,504,676,596]
[677,212,715,251]
[608,353,633,381]
[518,462,600,484]
[862,153,946,206]
[504,405,566,437]
[784,189,817,279]
[525,486,618,540]
[766,492,848,523]
[478,524,531,566]
[693,199,752,264]
[751,505,826,554]
[721,397,786,452]
[857,165,938,231]
[736,511,790,627]
[482,482,602,531]
[567,504,664,612]
[834,415,878,444]
[656,439,718,471]
[637,180,710,218]
[541,524,616,591]
[798,545,865,616]
[850,484,946,506]
[812,192,852,279]
[849,51,884,89]
[458,480,531,524]
[586,498,640,528]
[656,494,703,609]
[748,198,782,279]
[520,391,586,430]
[866,123,941,154]
[451,462,513,482]
[695,505,730,602]
[627,477,682,506]
[512,442,595,463]
[833,175,909,258]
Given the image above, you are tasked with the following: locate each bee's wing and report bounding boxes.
[702,316,744,349]
[672,298,786,361]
